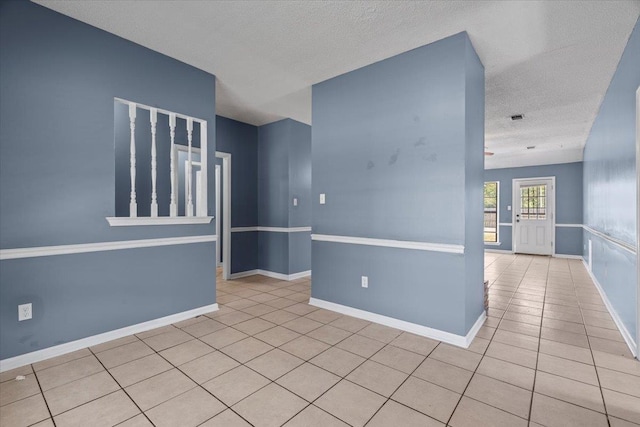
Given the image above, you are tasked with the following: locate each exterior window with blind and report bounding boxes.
[484,181,499,243]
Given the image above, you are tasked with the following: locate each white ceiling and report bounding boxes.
[37,0,640,169]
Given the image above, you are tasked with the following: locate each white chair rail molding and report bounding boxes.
[107,98,213,226]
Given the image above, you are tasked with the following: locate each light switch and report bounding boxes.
[293,198,298,206]
[507,205,512,211]
[319,194,326,205]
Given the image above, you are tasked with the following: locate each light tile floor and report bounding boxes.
[1,254,639,426]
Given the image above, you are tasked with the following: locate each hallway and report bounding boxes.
[1,255,638,426]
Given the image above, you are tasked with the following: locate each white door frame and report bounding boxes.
[215,165,221,267]
[216,151,231,281]
[512,176,556,256]
[635,85,639,358]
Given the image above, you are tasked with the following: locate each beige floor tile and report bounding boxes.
[465,373,531,418]
[246,349,304,380]
[357,323,403,344]
[242,303,279,317]
[367,400,443,427]
[135,325,177,340]
[179,351,240,384]
[200,327,248,349]
[173,315,211,328]
[310,347,365,377]
[202,365,270,406]
[283,303,318,316]
[142,329,193,351]
[541,327,590,348]
[260,309,299,324]
[281,317,324,334]
[31,419,55,427]
[0,373,40,407]
[216,310,255,326]
[264,298,299,310]
[126,368,196,411]
[307,324,352,345]
[280,335,329,360]
[44,371,119,415]
[537,353,598,385]
[530,393,608,427]
[33,349,92,372]
[586,324,625,342]
[277,362,340,401]
[592,350,640,377]
[429,344,482,371]
[96,341,154,369]
[542,317,587,335]
[491,329,539,351]
[602,388,640,424]
[146,387,225,427]
[0,393,50,427]
[538,338,593,364]
[304,309,343,324]
[283,404,349,427]
[608,416,640,427]
[391,376,460,423]
[233,383,307,427]
[413,357,473,393]
[110,354,172,387]
[225,299,259,310]
[234,318,277,335]
[54,390,139,427]
[476,356,535,390]
[254,326,301,347]
[0,365,33,383]
[37,355,104,391]
[499,319,541,337]
[589,336,635,358]
[90,335,139,354]
[346,360,408,397]
[534,371,605,413]
[466,336,491,355]
[502,311,542,326]
[159,339,213,366]
[449,396,527,427]
[180,319,226,338]
[597,367,640,398]
[329,315,371,333]
[389,332,439,356]
[336,333,385,358]
[200,409,251,426]
[116,414,154,426]
[370,345,426,374]
[484,341,538,369]
[316,380,386,427]
[220,337,274,363]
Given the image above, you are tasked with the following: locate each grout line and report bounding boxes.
[31,366,58,426]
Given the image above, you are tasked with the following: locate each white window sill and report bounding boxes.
[484,242,502,246]
[106,217,214,226]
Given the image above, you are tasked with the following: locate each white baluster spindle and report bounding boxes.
[169,113,177,217]
[150,108,158,217]
[186,117,194,217]
[128,103,137,217]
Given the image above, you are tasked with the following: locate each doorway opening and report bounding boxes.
[216,151,231,281]
[512,177,556,256]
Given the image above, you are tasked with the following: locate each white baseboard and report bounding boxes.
[309,298,486,348]
[553,254,584,260]
[581,260,637,358]
[0,303,219,373]
[229,269,311,281]
[484,249,513,254]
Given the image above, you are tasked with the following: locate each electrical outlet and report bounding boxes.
[319,194,326,204]
[361,276,368,288]
[18,303,32,321]
[293,198,298,207]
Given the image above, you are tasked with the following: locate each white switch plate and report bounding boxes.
[293,198,298,206]
[361,276,368,288]
[18,303,32,321]
[507,205,512,211]
[319,194,326,205]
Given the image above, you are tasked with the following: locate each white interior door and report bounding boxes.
[513,178,555,255]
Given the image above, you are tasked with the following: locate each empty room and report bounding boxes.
[1,1,640,426]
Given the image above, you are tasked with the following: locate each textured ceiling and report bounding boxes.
[36,0,640,168]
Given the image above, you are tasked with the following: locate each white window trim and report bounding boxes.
[484,180,500,245]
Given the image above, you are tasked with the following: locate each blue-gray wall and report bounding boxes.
[484,162,584,256]
[216,116,259,273]
[0,2,217,359]
[583,17,640,343]
[311,32,485,336]
[258,119,312,275]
